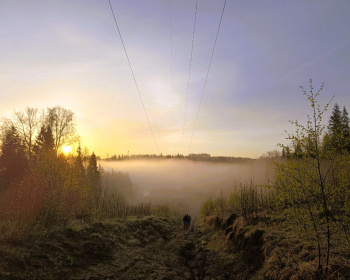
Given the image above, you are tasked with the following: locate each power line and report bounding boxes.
[169,0,174,126]
[182,0,199,143]
[108,0,161,155]
[188,0,227,153]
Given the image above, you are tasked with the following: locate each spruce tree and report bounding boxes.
[328,103,344,152]
[87,152,100,205]
[0,125,28,189]
[341,106,350,151]
[32,125,55,162]
[87,152,99,180]
[75,144,85,177]
[328,103,342,133]
[74,144,86,188]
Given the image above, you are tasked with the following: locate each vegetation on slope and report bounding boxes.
[0,216,193,280]
[200,81,350,279]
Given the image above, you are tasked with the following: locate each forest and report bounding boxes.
[0,106,141,235]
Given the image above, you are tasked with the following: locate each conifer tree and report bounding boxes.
[87,152,100,205]
[32,125,55,161]
[328,103,342,133]
[87,152,99,180]
[75,144,85,177]
[328,103,345,152]
[73,144,86,189]
[0,125,28,189]
[341,106,350,151]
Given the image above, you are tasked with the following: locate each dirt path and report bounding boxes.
[1,217,223,280]
[79,222,201,280]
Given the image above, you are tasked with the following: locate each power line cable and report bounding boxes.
[108,0,161,155]
[188,0,227,153]
[182,0,199,143]
[169,0,174,126]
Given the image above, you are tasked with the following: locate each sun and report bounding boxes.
[62,145,72,155]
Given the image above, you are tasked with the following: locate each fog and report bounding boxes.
[100,159,275,216]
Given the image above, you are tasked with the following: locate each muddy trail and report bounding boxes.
[0,217,233,280]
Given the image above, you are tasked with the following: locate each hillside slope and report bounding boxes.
[0,217,197,279]
[4,214,347,280]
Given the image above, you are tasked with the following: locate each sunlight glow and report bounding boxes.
[62,145,72,155]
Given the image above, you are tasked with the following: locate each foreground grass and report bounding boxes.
[197,212,350,280]
[0,216,182,280]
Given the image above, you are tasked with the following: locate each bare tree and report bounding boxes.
[0,118,14,141]
[45,106,77,152]
[13,107,39,165]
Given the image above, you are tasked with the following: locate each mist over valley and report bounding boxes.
[100,158,275,215]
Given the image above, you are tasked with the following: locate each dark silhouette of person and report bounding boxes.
[183,214,189,229]
[183,214,191,229]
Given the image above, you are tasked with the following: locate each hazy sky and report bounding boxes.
[1,0,350,158]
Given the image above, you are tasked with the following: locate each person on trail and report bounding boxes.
[183,214,189,229]
[183,214,192,229]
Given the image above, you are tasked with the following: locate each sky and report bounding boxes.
[1,0,350,158]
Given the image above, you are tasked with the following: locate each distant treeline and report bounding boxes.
[104,153,254,163]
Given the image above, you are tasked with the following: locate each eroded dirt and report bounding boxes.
[0,216,252,280]
[0,217,210,280]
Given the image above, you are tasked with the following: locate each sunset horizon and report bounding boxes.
[2,1,349,159]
